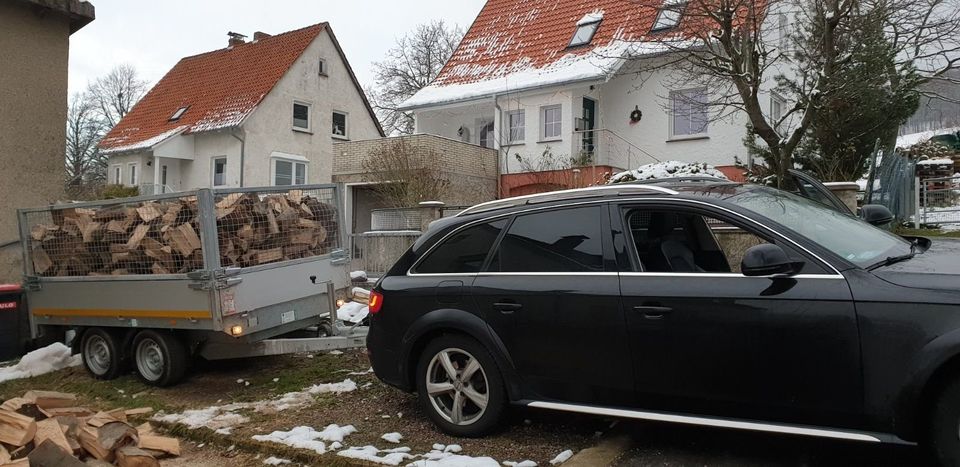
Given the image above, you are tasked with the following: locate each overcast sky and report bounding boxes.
[68,0,486,96]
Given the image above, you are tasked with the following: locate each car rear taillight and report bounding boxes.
[369,290,384,314]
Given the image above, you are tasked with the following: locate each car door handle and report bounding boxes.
[633,305,673,320]
[493,302,523,314]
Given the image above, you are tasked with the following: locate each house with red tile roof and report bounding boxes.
[400,0,794,195]
[100,23,383,193]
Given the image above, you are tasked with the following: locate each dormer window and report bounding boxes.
[652,0,686,32]
[169,106,189,121]
[569,11,603,47]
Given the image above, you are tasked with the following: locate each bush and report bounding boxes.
[100,184,140,200]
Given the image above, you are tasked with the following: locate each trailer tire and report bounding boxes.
[133,330,188,387]
[81,328,123,380]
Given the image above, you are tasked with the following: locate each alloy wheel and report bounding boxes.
[425,347,490,426]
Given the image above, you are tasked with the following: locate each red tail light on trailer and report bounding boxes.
[369,290,384,314]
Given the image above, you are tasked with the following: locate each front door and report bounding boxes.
[471,204,633,405]
[613,202,863,428]
[581,97,597,156]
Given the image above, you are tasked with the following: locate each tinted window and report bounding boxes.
[415,220,507,273]
[491,206,604,272]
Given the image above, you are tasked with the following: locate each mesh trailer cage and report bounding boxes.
[18,185,342,278]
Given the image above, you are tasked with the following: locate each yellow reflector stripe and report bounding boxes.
[32,308,211,320]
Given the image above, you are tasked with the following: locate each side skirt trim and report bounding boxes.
[526,401,894,443]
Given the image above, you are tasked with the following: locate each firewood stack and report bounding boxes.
[0,391,179,466]
[26,189,339,277]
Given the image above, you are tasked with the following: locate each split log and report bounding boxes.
[115,446,159,467]
[33,418,73,457]
[123,408,153,417]
[39,407,94,418]
[0,398,29,412]
[0,444,9,464]
[137,434,179,457]
[0,409,38,446]
[78,421,137,462]
[24,391,77,409]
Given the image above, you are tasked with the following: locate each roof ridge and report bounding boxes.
[180,22,327,61]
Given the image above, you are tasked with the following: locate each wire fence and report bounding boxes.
[920,175,960,226]
[19,185,341,277]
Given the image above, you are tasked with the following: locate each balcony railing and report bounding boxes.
[137,183,176,195]
[572,129,660,171]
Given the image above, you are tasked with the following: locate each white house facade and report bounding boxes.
[100,23,383,193]
[402,0,797,186]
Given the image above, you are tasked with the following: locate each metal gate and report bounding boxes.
[920,175,960,226]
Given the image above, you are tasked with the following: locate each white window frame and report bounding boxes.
[169,106,188,121]
[292,101,312,132]
[319,57,328,76]
[669,88,710,139]
[212,157,228,187]
[540,104,563,142]
[506,110,526,144]
[111,165,122,185]
[770,93,787,127]
[127,163,139,186]
[332,110,349,139]
[476,119,495,149]
[271,156,309,186]
[652,0,687,32]
[569,21,601,48]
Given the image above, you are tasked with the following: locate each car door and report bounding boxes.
[613,200,864,428]
[471,203,633,406]
[786,169,854,216]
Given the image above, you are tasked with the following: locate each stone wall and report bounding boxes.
[333,134,498,206]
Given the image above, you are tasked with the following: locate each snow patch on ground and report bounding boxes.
[380,432,403,444]
[409,446,499,466]
[262,456,291,465]
[503,461,538,467]
[549,450,574,465]
[609,161,728,184]
[337,445,414,465]
[153,379,357,431]
[252,425,357,455]
[0,343,81,384]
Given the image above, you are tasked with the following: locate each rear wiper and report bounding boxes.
[867,241,918,271]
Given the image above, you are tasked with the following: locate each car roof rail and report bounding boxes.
[457,184,678,217]
[620,176,732,185]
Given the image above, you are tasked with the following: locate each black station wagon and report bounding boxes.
[367,179,960,465]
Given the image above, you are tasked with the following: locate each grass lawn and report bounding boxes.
[895,227,960,238]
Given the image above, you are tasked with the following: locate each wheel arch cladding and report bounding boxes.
[400,308,521,400]
[897,328,960,439]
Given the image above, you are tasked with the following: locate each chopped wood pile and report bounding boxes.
[0,391,179,466]
[27,189,339,277]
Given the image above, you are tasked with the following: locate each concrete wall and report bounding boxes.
[0,1,75,282]
[243,28,382,187]
[333,134,499,207]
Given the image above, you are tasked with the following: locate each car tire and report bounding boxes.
[81,328,124,380]
[927,377,960,466]
[132,330,189,387]
[416,334,506,437]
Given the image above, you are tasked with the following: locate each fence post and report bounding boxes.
[914,177,922,229]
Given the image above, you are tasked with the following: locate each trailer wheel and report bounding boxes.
[81,328,123,380]
[133,330,188,387]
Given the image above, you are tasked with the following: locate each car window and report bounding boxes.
[414,219,507,274]
[625,209,768,273]
[489,206,604,272]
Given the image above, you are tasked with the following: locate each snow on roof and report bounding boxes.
[577,10,605,26]
[896,126,960,149]
[917,158,955,165]
[402,0,708,109]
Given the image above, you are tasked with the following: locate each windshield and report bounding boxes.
[728,186,912,268]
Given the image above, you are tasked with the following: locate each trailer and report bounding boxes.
[17,184,367,386]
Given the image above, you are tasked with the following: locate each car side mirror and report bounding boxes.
[860,204,894,226]
[741,244,803,278]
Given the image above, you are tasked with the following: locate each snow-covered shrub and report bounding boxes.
[607,161,728,184]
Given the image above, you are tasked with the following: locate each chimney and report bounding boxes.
[227,31,247,47]
[253,31,272,41]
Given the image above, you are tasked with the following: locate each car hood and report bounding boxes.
[873,237,960,290]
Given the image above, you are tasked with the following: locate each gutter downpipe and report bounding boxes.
[231,129,246,187]
[492,93,503,199]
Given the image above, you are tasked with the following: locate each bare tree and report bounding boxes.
[360,138,450,207]
[369,21,464,135]
[86,64,149,129]
[65,92,107,193]
[625,0,959,184]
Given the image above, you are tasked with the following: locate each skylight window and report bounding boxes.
[569,11,603,47]
[652,0,687,32]
[169,106,188,121]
